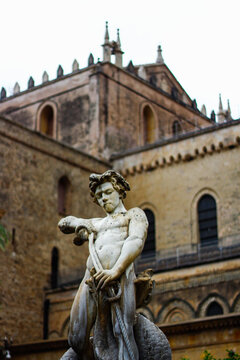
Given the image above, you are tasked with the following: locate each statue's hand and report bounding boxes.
[73,228,89,246]
[58,216,77,234]
[94,269,121,290]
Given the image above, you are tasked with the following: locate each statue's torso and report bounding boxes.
[87,212,130,270]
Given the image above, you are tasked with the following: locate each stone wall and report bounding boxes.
[115,121,240,250]
[0,62,211,161]
[98,63,211,158]
[0,116,109,343]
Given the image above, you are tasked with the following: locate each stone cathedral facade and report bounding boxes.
[0,23,240,359]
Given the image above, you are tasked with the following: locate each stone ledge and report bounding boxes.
[160,313,240,335]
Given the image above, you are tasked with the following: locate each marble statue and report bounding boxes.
[58,170,171,360]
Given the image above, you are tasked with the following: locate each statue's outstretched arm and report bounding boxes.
[58,216,96,234]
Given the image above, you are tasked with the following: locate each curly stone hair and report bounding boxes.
[89,170,130,204]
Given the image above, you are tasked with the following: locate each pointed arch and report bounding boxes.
[197,293,229,317]
[157,298,195,324]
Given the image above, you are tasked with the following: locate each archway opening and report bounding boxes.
[198,194,218,246]
[206,301,223,316]
[143,106,156,144]
[142,209,156,258]
[40,105,54,137]
[51,247,59,289]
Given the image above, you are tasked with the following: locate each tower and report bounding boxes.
[102,23,124,67]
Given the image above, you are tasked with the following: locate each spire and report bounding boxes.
[218,94,226,123]
[227,99,232,121]
[210,110,216,122]
[102,21,111,62]
[42,71,49,83]
[201,104,207,116]
[88,53,94,66]
[13,82,20,94]
[218,93,223,111]
[72,59,79,72]
[104,21,109,43]
[57,65,64,78]
[115,28,123,67]
[116,28,121,48]
[227,99,231,115]
[156,45,164,64]
[0,87,6,100]
[28,76,35,89]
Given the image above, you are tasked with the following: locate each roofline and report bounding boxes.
[132,62,193,103]
[111,119,240,160]
[98,62,211,123]
[0,64,97,103]
[1,60,211,124]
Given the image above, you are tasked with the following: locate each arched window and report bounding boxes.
[58,176,71,215]
[206,301,223,316]
[142,209,156,257]
[143,105,156,144]
[39,105,54,137]
[172,120,182,136]
[51,247,59,289]
[198,194,218,246]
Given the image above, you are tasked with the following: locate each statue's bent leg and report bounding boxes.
[68,270,96,360]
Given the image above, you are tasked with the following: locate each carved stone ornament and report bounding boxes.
[58,170,172,360]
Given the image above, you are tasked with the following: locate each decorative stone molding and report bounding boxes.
[160,313,240,335]
[118,134,240,178]
[157,298,195,324]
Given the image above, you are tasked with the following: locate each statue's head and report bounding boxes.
[89,170,130,208]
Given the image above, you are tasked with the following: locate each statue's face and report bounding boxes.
[95,182,121,213]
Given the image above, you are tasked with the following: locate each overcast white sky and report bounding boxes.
[1,0,239,118]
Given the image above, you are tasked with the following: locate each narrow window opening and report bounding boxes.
[58,176,71,215]
[142,209,156,258]
[143,106,156,144]
[40,105,54,137]
[198,194,218,246]
[172,120,182,136]
[51,247,59,289]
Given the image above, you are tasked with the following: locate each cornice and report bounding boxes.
[112,121,240,177]
[160,313,240,335]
